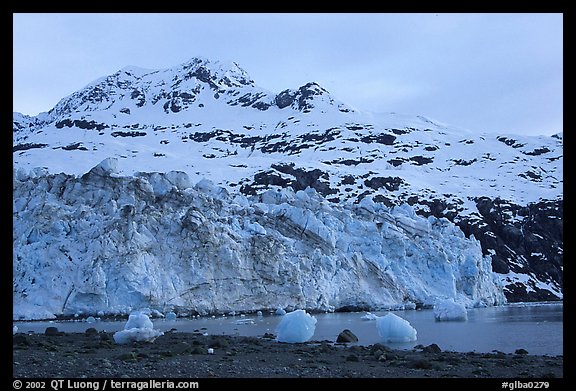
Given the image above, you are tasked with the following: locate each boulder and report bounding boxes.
[336,329,359,343]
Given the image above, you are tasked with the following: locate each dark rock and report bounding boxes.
[408,358,433,369]
[13,335,29,346]
[326,157,375,166]
[391,128,411,135]
[110,131,147,138]
[99,333,112,342]
[172,342,191,354]
[55,119,107,131]
[45,327,62,336]
[13,143,49,152]
[452,158,477,166]
[117,352,138,361]
[409,155,434,165]
[62,142,88,151]
[238,336,261,345]
[497,136,525,148]
[208,336,229,348]
[364,176,403,191]
[336,329,359,343]
[515,348,529,355]
[370,343,392,355]
[346,354,359,362]
[275,90,297,109]
[340,175,356,185]
[417,195,563,302]
[262,333,276,339]
[524,147,551,156]
[85,327,98,336]
[295,82,326,111]
[359,133,396,145]
[387,158,405,167]
[190,346,207,355]
[271,163,336,196]
[335,304,371,313]
[422,343,442,353]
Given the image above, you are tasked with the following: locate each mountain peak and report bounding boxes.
[16,57,351,126]
[176,56,255,87]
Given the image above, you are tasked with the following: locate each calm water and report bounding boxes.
[15,302,562,356]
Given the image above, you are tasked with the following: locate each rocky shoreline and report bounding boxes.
[13,330,562,379]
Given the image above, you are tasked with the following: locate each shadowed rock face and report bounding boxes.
[414,195,563,302]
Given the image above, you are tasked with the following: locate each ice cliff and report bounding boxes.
[13,159,505,320]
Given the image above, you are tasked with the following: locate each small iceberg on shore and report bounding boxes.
[376,313,417,342]
[113,311,164,344]
[276,309,316,343]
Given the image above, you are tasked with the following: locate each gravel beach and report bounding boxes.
[13,329,563,379]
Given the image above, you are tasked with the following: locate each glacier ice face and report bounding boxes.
[13,162,506,320]
[434,299,468,321]
[376,313,417,342]
[276,309,317,343]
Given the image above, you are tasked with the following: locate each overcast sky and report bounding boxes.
[13,13,563,136]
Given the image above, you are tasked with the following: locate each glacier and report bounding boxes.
[13,159,505,320]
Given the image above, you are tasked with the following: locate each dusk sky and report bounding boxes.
[13,13,563,136]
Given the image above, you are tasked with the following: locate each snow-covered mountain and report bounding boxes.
[13,57,562,319]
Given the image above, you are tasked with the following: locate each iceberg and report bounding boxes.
[113,311,163,344]
[361,312,379,321]
[124,311,154,329]
[376,313,417,342]
[165,311,177,321]
[235,318,255,325]
[276,309,317,343]
[434,299,468,321]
